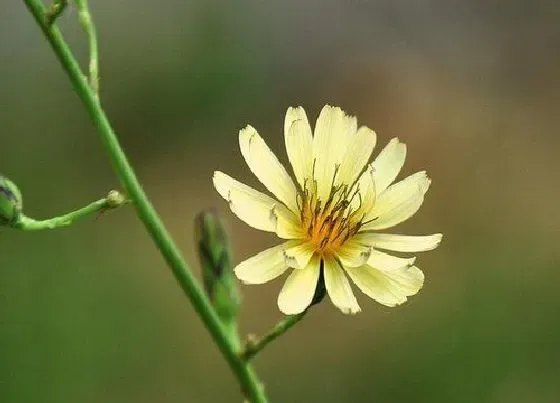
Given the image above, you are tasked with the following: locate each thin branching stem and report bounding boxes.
[15,190,126,230]
[74,0,99,95]
[242,312,307,362]
[22,1,267,402]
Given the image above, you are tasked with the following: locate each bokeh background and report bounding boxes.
[1,1,560,402]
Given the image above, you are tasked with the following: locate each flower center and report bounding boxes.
[298,168,364,253]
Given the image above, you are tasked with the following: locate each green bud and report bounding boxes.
[195,210,241,325]
[0,175,23,226]
[105,190,126,208]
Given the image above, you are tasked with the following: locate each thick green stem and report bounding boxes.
[242,312,307,362]
[22,1,267,402]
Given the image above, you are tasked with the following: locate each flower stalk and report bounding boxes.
[22,1,267,401]
[241,311,307,362]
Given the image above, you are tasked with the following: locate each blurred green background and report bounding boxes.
[1,1,560,402]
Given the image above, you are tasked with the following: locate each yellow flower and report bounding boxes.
[213,105,442,315]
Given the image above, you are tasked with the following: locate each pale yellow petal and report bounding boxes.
[313,105,358,200]
[239,125,299,212]
[335,239,371,268]
[363,171,431,230]
[345,265,424,307]
[355,232,443,252]
[372,138,406,194]
[385,265,425,296]
[351,164,376,218]
[235,242,297,284]
[213,171,302,239]
[271,205,306,240]
[284,107,313,188]
[367,249,416,270]
[324,255,361,314]
[277,254,321,314]
[283,241,316,269]
[337,126,377,186]
[366,193,425,230]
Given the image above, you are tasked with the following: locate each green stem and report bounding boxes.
[15,191,125,231]
[22,1,267,402]
[242,312,307,362]
[75,0,99,95]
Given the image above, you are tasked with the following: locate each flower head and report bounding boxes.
[213,105,442,315]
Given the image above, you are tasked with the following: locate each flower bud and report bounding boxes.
[0,175,23,226]
[105,190,126,208]
[195,210,240,325]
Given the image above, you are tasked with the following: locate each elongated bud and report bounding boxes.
[195,210,241,326]
[0,175,23,226]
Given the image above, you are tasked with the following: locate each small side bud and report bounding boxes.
[195,210,241,326]
[246,333,258,347]
[105,190,126,208]
[0,175,23,226]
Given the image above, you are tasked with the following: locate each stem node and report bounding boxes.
[46,0,68,26]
